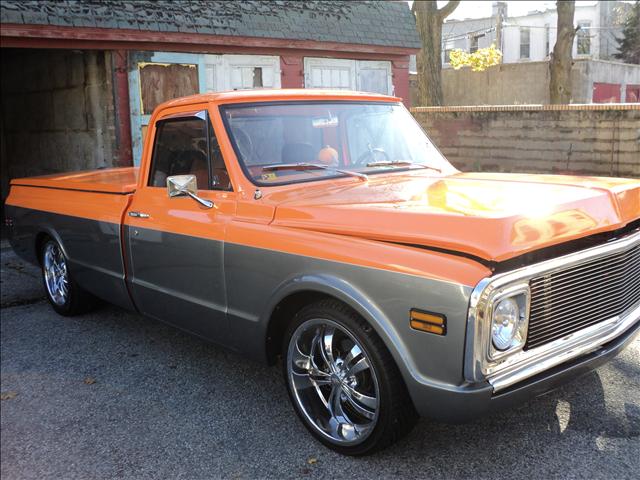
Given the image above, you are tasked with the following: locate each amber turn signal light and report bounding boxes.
[410,310,446,335]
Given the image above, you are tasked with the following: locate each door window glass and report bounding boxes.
[149,115,232,191]
[148,117,210,189]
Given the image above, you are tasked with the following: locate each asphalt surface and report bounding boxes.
[1,244,639,479]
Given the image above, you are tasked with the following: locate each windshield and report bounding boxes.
[221,102,454,185]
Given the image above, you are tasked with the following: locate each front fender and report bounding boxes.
[223,241,480,417]
[261,272,415,370]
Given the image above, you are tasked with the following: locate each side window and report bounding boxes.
[149,117,209,188]
[148,115,232,191]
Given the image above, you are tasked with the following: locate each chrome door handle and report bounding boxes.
[128,211,150,218]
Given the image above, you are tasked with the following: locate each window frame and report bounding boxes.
[577,21,592,55]
[470,35,481,54]
[147,110,232,192]
[356,61,393,96]
[545,24,550,57]
[204,54,281,92]
[443,40,456,65]
[519,27,531,60]
[303,58,393,95]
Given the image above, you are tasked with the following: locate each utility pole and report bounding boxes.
[495,2,505,50]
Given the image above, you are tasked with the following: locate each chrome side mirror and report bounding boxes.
[166,175,213,209]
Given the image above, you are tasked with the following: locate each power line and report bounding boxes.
[442,23,623,42]
[502,23,625,29]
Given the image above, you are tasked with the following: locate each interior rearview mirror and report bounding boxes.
[166,175,213,209]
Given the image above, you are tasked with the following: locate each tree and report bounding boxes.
[614,0,640,64]
[549,1,577,104]
[412,1,460,106]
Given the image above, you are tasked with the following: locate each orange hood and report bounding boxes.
[269,172,640,262]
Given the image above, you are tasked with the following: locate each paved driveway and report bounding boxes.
[1,245,639,479]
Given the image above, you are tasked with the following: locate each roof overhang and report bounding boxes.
[0,23,419,58]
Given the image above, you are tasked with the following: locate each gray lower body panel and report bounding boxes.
[11,204,617,422]
[6,205,134,311]
[123,225,228,345]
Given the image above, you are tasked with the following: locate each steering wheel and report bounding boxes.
[357,146,390,165]
[233,127,254,163]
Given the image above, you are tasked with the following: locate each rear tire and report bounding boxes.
[40,238,96,316]
[282,299,418,456]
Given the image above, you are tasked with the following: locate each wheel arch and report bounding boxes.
[34,228,68,265]
[263,274,416,386]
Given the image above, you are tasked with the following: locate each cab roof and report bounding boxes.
[159,89,402,109]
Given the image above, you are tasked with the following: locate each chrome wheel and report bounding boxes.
[287,318,380,446]
[43,242,69,306]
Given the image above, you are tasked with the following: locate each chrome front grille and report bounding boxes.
[525,241,640,350]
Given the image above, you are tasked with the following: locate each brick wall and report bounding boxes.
[411,104,640,178]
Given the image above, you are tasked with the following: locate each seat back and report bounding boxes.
[282,143,314,164]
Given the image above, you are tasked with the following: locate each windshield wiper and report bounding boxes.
[365,160,441,173]
[261,163,368,181]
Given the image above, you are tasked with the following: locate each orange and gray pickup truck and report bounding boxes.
[4,89,640,455]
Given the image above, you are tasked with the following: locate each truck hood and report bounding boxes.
[270,172,640,262]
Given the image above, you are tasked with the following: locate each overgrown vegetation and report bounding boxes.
[614,0,640,64]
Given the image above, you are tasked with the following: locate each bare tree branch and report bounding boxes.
[437,1,461,20]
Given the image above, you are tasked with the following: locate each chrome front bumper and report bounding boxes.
[465,229,640,393]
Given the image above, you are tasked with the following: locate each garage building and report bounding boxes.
[0,0,420,212]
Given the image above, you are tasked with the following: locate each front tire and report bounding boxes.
[283,299,417,455]
[41,238,96,316]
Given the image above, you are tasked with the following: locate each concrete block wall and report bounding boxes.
[408,59,640,106]
[412,105,640,178]
[0,49,117,203]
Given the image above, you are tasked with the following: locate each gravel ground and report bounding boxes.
[1,245,639,479]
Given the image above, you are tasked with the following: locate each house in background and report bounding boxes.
[441,1,627,64]
[0,0,420,209]
[410,1,640,105]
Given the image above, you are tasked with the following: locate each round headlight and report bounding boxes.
[492,297,520,350]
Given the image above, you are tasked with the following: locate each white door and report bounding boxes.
[356,60,393,95]
[304,57,392,94]
[304,58,356,90]
[204,55,281,92]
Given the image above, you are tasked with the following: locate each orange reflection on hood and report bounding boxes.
[511,209,599,246]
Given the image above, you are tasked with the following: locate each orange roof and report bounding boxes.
[160,89,402,108]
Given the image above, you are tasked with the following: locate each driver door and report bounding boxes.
[124,108,235,343]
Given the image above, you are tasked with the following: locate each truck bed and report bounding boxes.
[5,167,139,311]
[10,167,139,194]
